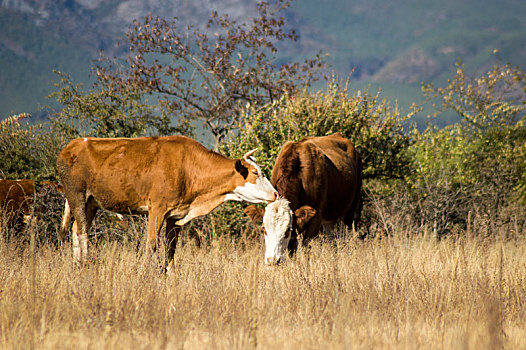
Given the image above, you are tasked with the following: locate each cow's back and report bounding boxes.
[271,133,361,222]
[57,136,204,213]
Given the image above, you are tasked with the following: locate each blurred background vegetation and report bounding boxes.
[1,0,525,245]
[1,0,525,125]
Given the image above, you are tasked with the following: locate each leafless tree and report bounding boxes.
[95,0,325,148]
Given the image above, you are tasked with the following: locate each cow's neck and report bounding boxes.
[275,179,303,210]
[174,157,242,226]
[271,143,304,210]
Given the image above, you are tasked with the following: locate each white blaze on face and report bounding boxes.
[224,157,277,204]
[263,198,293,265]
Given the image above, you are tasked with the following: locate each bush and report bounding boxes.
[217,80,416,237]
[0,113,63,181]
[222,80,416,182]
[408,62,526,236]
[49,71,188,139]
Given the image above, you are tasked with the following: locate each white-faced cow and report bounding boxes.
[245,133,362,265]
[57,135,277,269]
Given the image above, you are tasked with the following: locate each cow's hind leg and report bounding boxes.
[343,195,362,238]
[344,177,363,234]
[67,194,87,262]
[59,200,72,243]
[165,218,181,274]
[70,196,98,262]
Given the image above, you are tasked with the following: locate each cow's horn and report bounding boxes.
[243,148,258,161]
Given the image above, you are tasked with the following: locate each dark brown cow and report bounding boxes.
[0,179,35,230]
[245,133,362,264]
[57,135,277,269]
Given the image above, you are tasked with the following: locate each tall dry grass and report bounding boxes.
[1,226,526,350]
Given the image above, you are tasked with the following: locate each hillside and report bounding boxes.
[1,0,525,123]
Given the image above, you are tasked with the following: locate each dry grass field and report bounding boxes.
[1,226,526,350]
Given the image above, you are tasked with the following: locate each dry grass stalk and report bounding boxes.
[0,228,525,349]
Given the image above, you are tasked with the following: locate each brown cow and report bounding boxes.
[0,179,35,231]
[245,133,362,264]
[57,135,277,269]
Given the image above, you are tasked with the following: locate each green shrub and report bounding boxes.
[215,80,416,237]
[409,62,526,236]
[0,113,62,181]
[222,80,416,183]
[49,71,189,139]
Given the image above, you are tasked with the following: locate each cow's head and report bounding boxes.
[245,198,317,265]
[225,149,278,204]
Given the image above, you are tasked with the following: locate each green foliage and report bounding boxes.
[423,62,526,129]
[222,79,416,182]
[421,62,526,202]
[182,201,257,243]
[2,6,525,242]
[215,80,417,237]
[406,63,526,235]
[409,123,526,235]
[49,71,190,139]
[0,113,63,181]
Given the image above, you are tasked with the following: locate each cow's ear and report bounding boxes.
[294,205,317,230]
[244,205,265,225]
[235,159,249,179]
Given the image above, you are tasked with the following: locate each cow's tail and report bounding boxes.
[59,199,71,242]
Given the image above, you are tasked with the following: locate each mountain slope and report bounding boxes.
[1,0,525,121]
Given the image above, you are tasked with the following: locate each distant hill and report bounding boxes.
[1,0,525,124]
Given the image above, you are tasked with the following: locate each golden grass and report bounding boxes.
[1,231,526,349]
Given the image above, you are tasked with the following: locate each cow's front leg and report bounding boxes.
[144,209,165,269]
[165,218,181,275]
[302,213,323,249]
